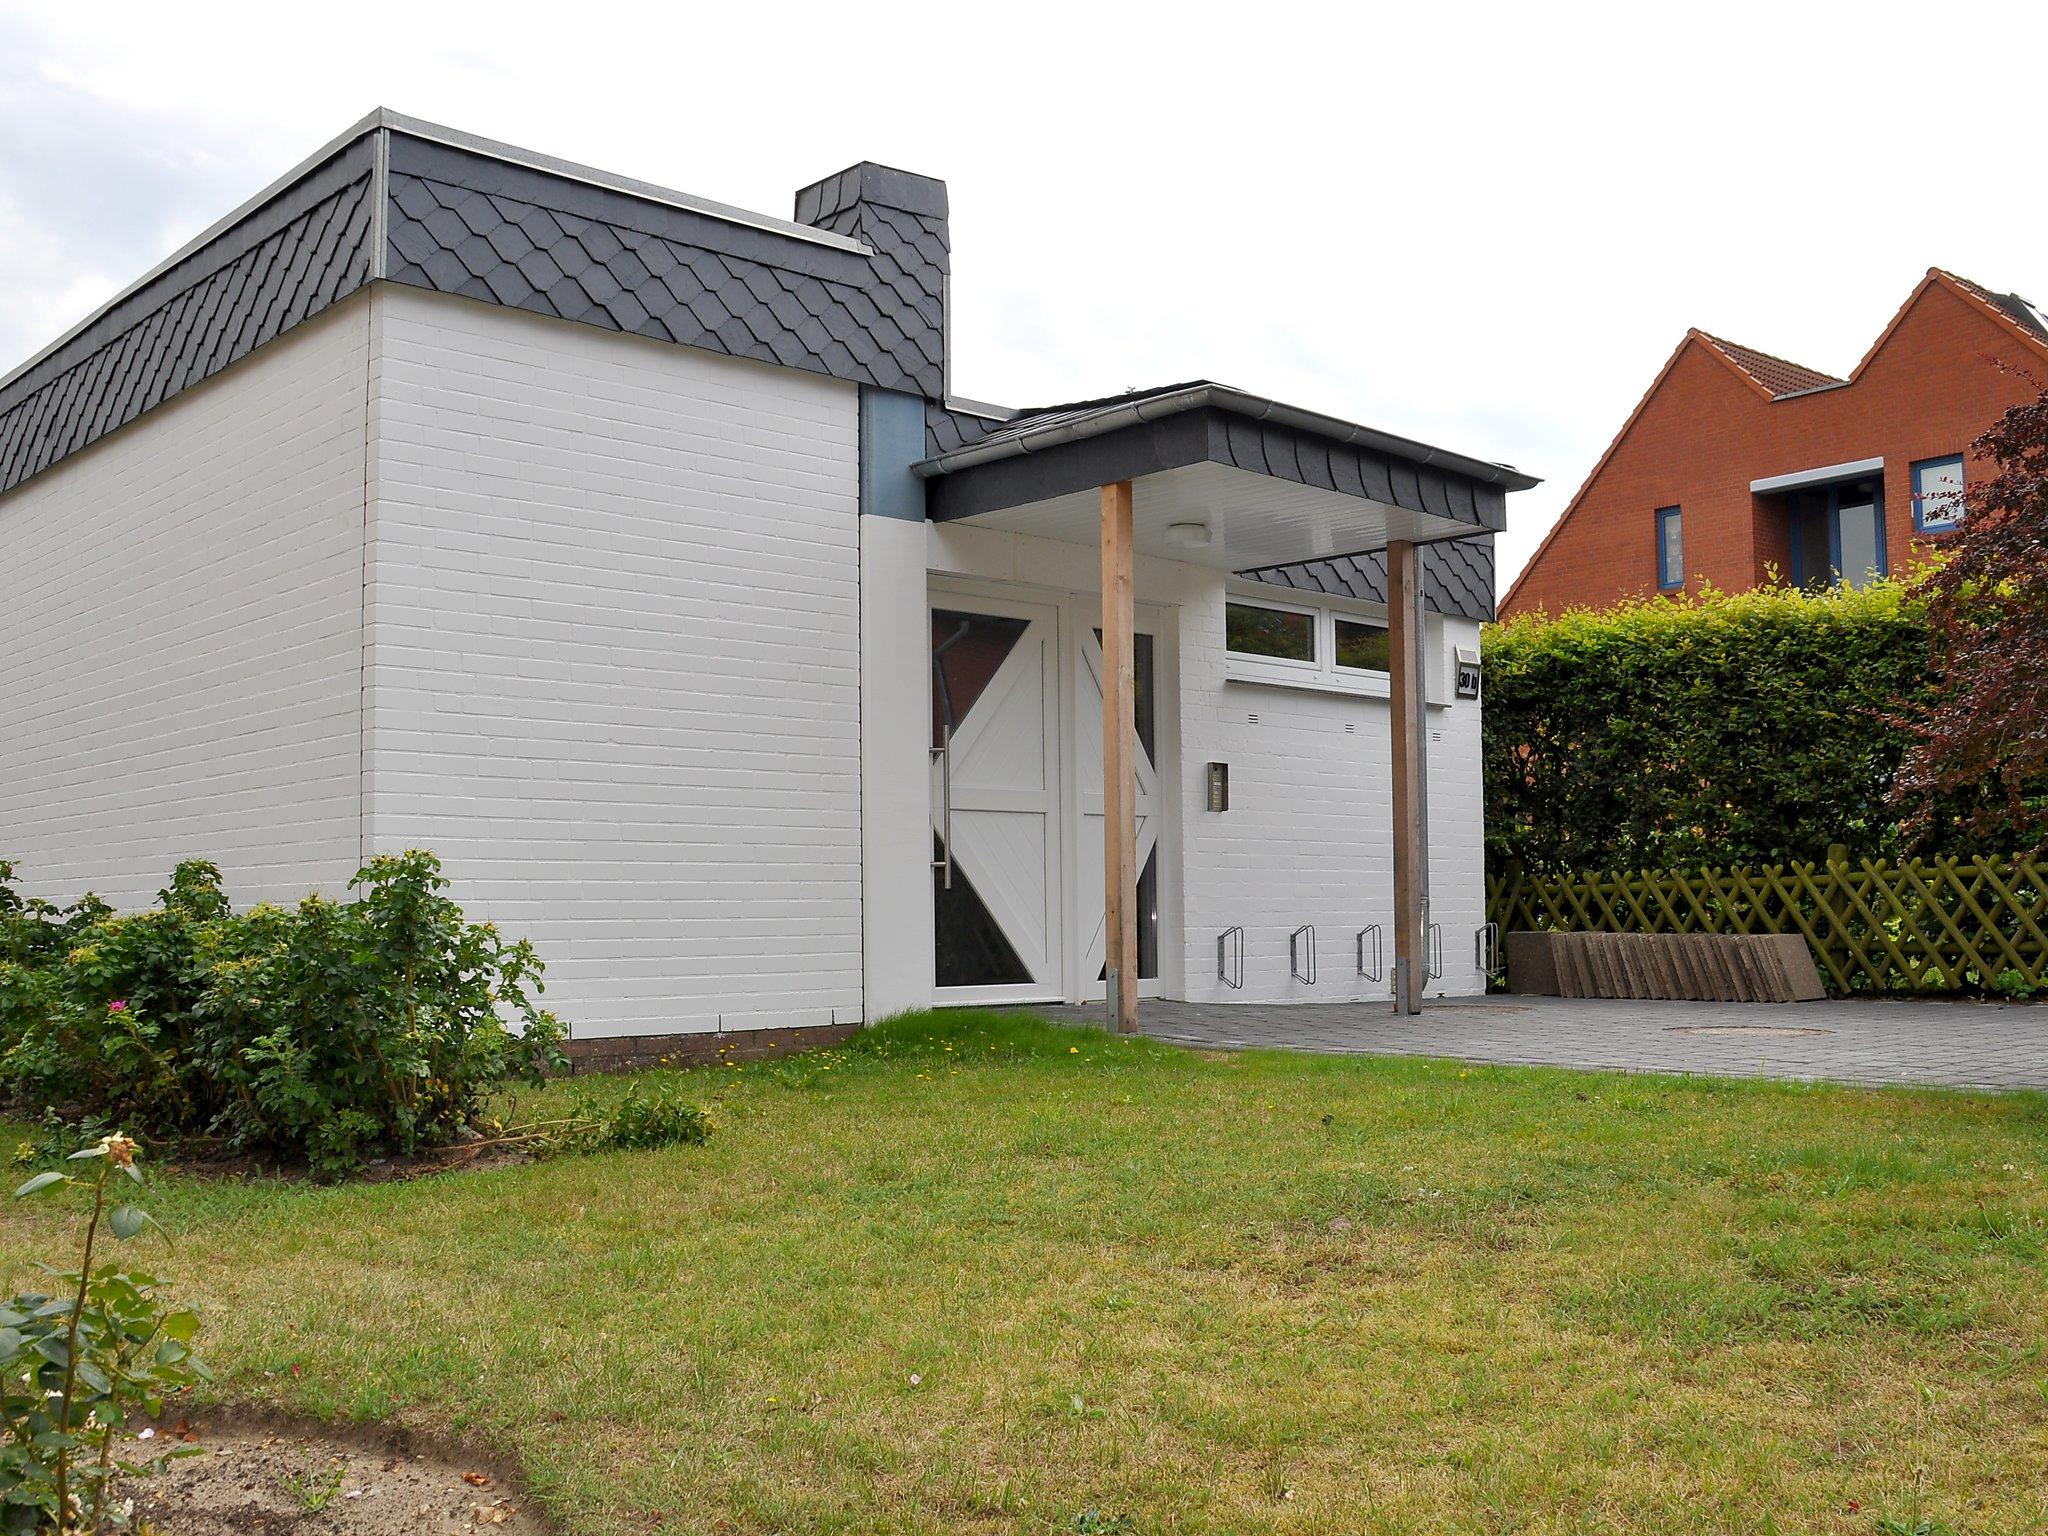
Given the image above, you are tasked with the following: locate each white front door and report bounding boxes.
[930,594,1063,1002]
[1075,622,1163,999]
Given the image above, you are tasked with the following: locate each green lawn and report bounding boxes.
[6,1010,2047,1534]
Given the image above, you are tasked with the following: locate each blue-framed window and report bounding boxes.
[1655,506,1683,590]
[1911,454,1966,533]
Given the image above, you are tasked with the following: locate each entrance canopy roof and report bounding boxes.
[914,381,1539,572]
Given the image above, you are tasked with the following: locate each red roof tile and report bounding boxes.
[1694,331,1844,397]
[1937,269,2048,345]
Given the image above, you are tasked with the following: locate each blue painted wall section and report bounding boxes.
[860,387,928,520]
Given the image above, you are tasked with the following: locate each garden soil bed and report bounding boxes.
[116,1412,552,1535]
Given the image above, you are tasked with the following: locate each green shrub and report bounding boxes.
[593,1087,712,1151]
[1484,580,1937,876]
[0,860,109,968]
[1988,968,2039,1001]
[546,1086,712,1157]
[0,866,108,1094]
[0,852,566,1178]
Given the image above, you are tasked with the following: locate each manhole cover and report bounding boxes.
[1664,1023,1834,1038]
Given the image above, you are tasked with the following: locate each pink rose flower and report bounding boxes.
[107,999,127,1013]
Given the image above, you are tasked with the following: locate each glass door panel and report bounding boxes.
[1836,493,1881,588]
[930,601,1063,1000]
[1790,493,1832,591]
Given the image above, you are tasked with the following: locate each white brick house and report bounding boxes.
[0,112,1537,1050]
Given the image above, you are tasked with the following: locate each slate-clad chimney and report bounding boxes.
[795,163,949,399]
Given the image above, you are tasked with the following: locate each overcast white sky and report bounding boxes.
[4,1,2044,582]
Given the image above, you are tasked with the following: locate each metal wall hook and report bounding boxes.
[1357,924,1384,983]
[1475,921,1500,977]
[1217,926,1244,990]
[1290,924,1317,985]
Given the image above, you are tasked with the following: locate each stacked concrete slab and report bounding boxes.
[1504,931,1825,1003]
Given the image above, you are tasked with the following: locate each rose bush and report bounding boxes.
[0,852,565,1178]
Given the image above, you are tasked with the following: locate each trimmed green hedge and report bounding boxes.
[1483,582,1936,876]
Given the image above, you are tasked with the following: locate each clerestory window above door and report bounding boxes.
[1224,595,1418,699]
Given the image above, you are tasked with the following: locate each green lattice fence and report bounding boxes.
[1486,852,2048,996]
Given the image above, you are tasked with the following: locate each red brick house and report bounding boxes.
[1503,269,2048,619]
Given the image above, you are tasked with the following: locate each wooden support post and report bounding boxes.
[1388,539,1427,1015]
[1100,480,1139,1034]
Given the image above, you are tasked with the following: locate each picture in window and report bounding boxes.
[1225,601,1314,662]
[1334,617,1390,672]
[1656,506,1683,590]
[1912,455,1965,532]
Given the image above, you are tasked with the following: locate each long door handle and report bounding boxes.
[931,721,952,890]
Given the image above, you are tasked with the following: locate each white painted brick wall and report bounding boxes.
[364,288,862,1039]
[859,513,935,1020]
[0,299,368,909]
[1178,593,1488,1003]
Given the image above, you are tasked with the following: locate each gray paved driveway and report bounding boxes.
[1028,995,2048,1092]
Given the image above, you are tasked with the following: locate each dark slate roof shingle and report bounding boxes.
[930,381,1210,455]
[0,121,954,497]
[924,399,1013,455]
[382,162,940,398]
[1240,537,1498,623]
[0,149,376,497]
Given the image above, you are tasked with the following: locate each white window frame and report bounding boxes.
[1222,583,1445,703]
[1223,594,1322,680]
[1331,613,1393,678]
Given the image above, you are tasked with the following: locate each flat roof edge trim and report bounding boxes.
[942,395,1019,422]
[379,112,870,256]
